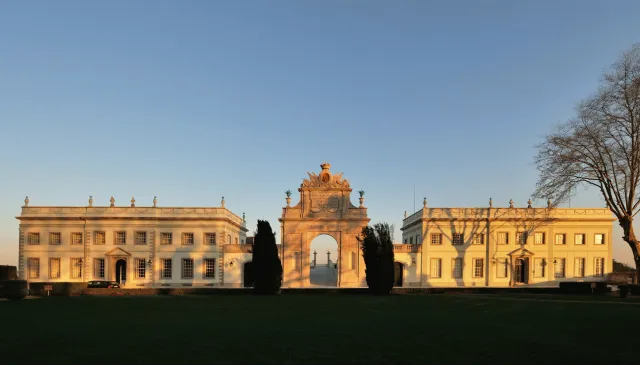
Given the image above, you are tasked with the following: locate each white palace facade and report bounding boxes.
[16,163,615,288]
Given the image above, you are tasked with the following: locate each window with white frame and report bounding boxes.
[452,233,464,245]
[136,258,146,279]
[135,232,147,245]
[94,231,106,245]
[473,258,484,278]
[49,258,61,279]
[555,234,566,245]
[161,259,172,279]
[452,258,463,278]
[575,234,585,245]
[554,258,565,278]
[205,233,216,245]
[574,258,585,277]
[49,232,61,245]
[595,258,605,276]
[429,234,441,245]
[71,258,82,279]
[472,234,484,245]
[496,259,508,278]
[28,258,39,278]
[182,258,194,279]
[27,232,40,245]
[115,231,126,245]
[182,233,194,245]
[594,234,605,245]
[516,232,527,245]
[534,232,545,245]
[498,232,509,245]
[430,258,442,278]
[71,232,83,245]
[409,236,413,244]
[294,252,300,270]
[94,258,105,279]
[416,235,421,244]
[350,252,356,270]
[161,232,172,245]
[534,258,545,278]
[204,259,216,278]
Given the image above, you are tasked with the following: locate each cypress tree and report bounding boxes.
[358,223,395,295]
[252,220,283,294]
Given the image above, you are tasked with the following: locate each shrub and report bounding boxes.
[252,220,283,294]
[29,282,87,296]
[1,280,28,300]
[558,281,609,295]
[359,223,395,295]
[0,265,17,281]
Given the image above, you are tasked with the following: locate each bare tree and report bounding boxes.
[534,44,640,281]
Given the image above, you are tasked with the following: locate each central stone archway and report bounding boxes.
[279,163,370,288]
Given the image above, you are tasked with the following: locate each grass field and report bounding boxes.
[2,293,639,365]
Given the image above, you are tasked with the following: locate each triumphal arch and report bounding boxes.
[279,163,370,288]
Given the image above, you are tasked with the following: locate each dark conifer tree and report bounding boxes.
[252,220,283,294]
[358,223,395,295]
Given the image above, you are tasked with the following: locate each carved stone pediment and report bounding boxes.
[301,162,350,188]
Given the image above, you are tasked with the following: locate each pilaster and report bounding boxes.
[18,228,24,279]
[84,227,91,280]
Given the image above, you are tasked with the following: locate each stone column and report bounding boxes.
[313,251,317,268]
[327,251,331,268]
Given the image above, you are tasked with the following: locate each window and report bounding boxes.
[71,232,83,245]
[71,258,82,279]
[135,232,147,245]
[27,232,40,245]
[473,258,484,278]
[205,233,216,245]
[350,252,356,270]
[431,234,442,245]
[204,259,216,279]
[182,258,194,279]
[228,234,231,244]
[452,233,464,245]
[496,259,508,278]
[135,258,146,279]
[94,231,106,245]
[554,258,565,278]
[28,258,39,278]
[409,237,413,244]
[115,231,126,245]
[49,232,61,245]
[161,232,172,245]
[498,232,509,245]
[452,258,463,278]
[595,258,605,276]
[575,234,585,245]
[182,233,194,245]
[404,239,407,244]
[575,258,585,277]
[472,234,484,245]
[534,258,545,278]
[416,235,421,244]
[94,258,105,279]
[294,252,300,270]
[534,232,545,245]
[594,234,605,245]
[555,234,566,245]
[516,232,528,245]
[235,237,238,245]
[49,258,61,279]
[430,258,442,278]
[161,259,172,279]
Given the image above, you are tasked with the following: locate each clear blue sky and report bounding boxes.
[1,1,639,266]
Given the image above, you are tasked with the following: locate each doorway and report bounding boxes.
[309,234,338,287]
[115,259,127,284]
[393,262,404,287]
[514,258,528,284]
[243,262,254,287]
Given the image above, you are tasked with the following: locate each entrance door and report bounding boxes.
[243,262,254,288]
[115,259,127,284]
[514,258,528,284]
[393,262,404,287]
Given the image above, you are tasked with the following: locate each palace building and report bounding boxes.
[16,163,615,288]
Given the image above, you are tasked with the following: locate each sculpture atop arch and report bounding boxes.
[279,163,370,287]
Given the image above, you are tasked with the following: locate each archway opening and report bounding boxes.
[393,262,404,287]
[309,234,338,287]
[115,259,127,284]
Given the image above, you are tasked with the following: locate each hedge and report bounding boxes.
[558,281,610,295]
[29,282,87,296]
[0,280,28,300]
[0,265,17,281]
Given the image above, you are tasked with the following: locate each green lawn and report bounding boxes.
[1,294,639,365]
